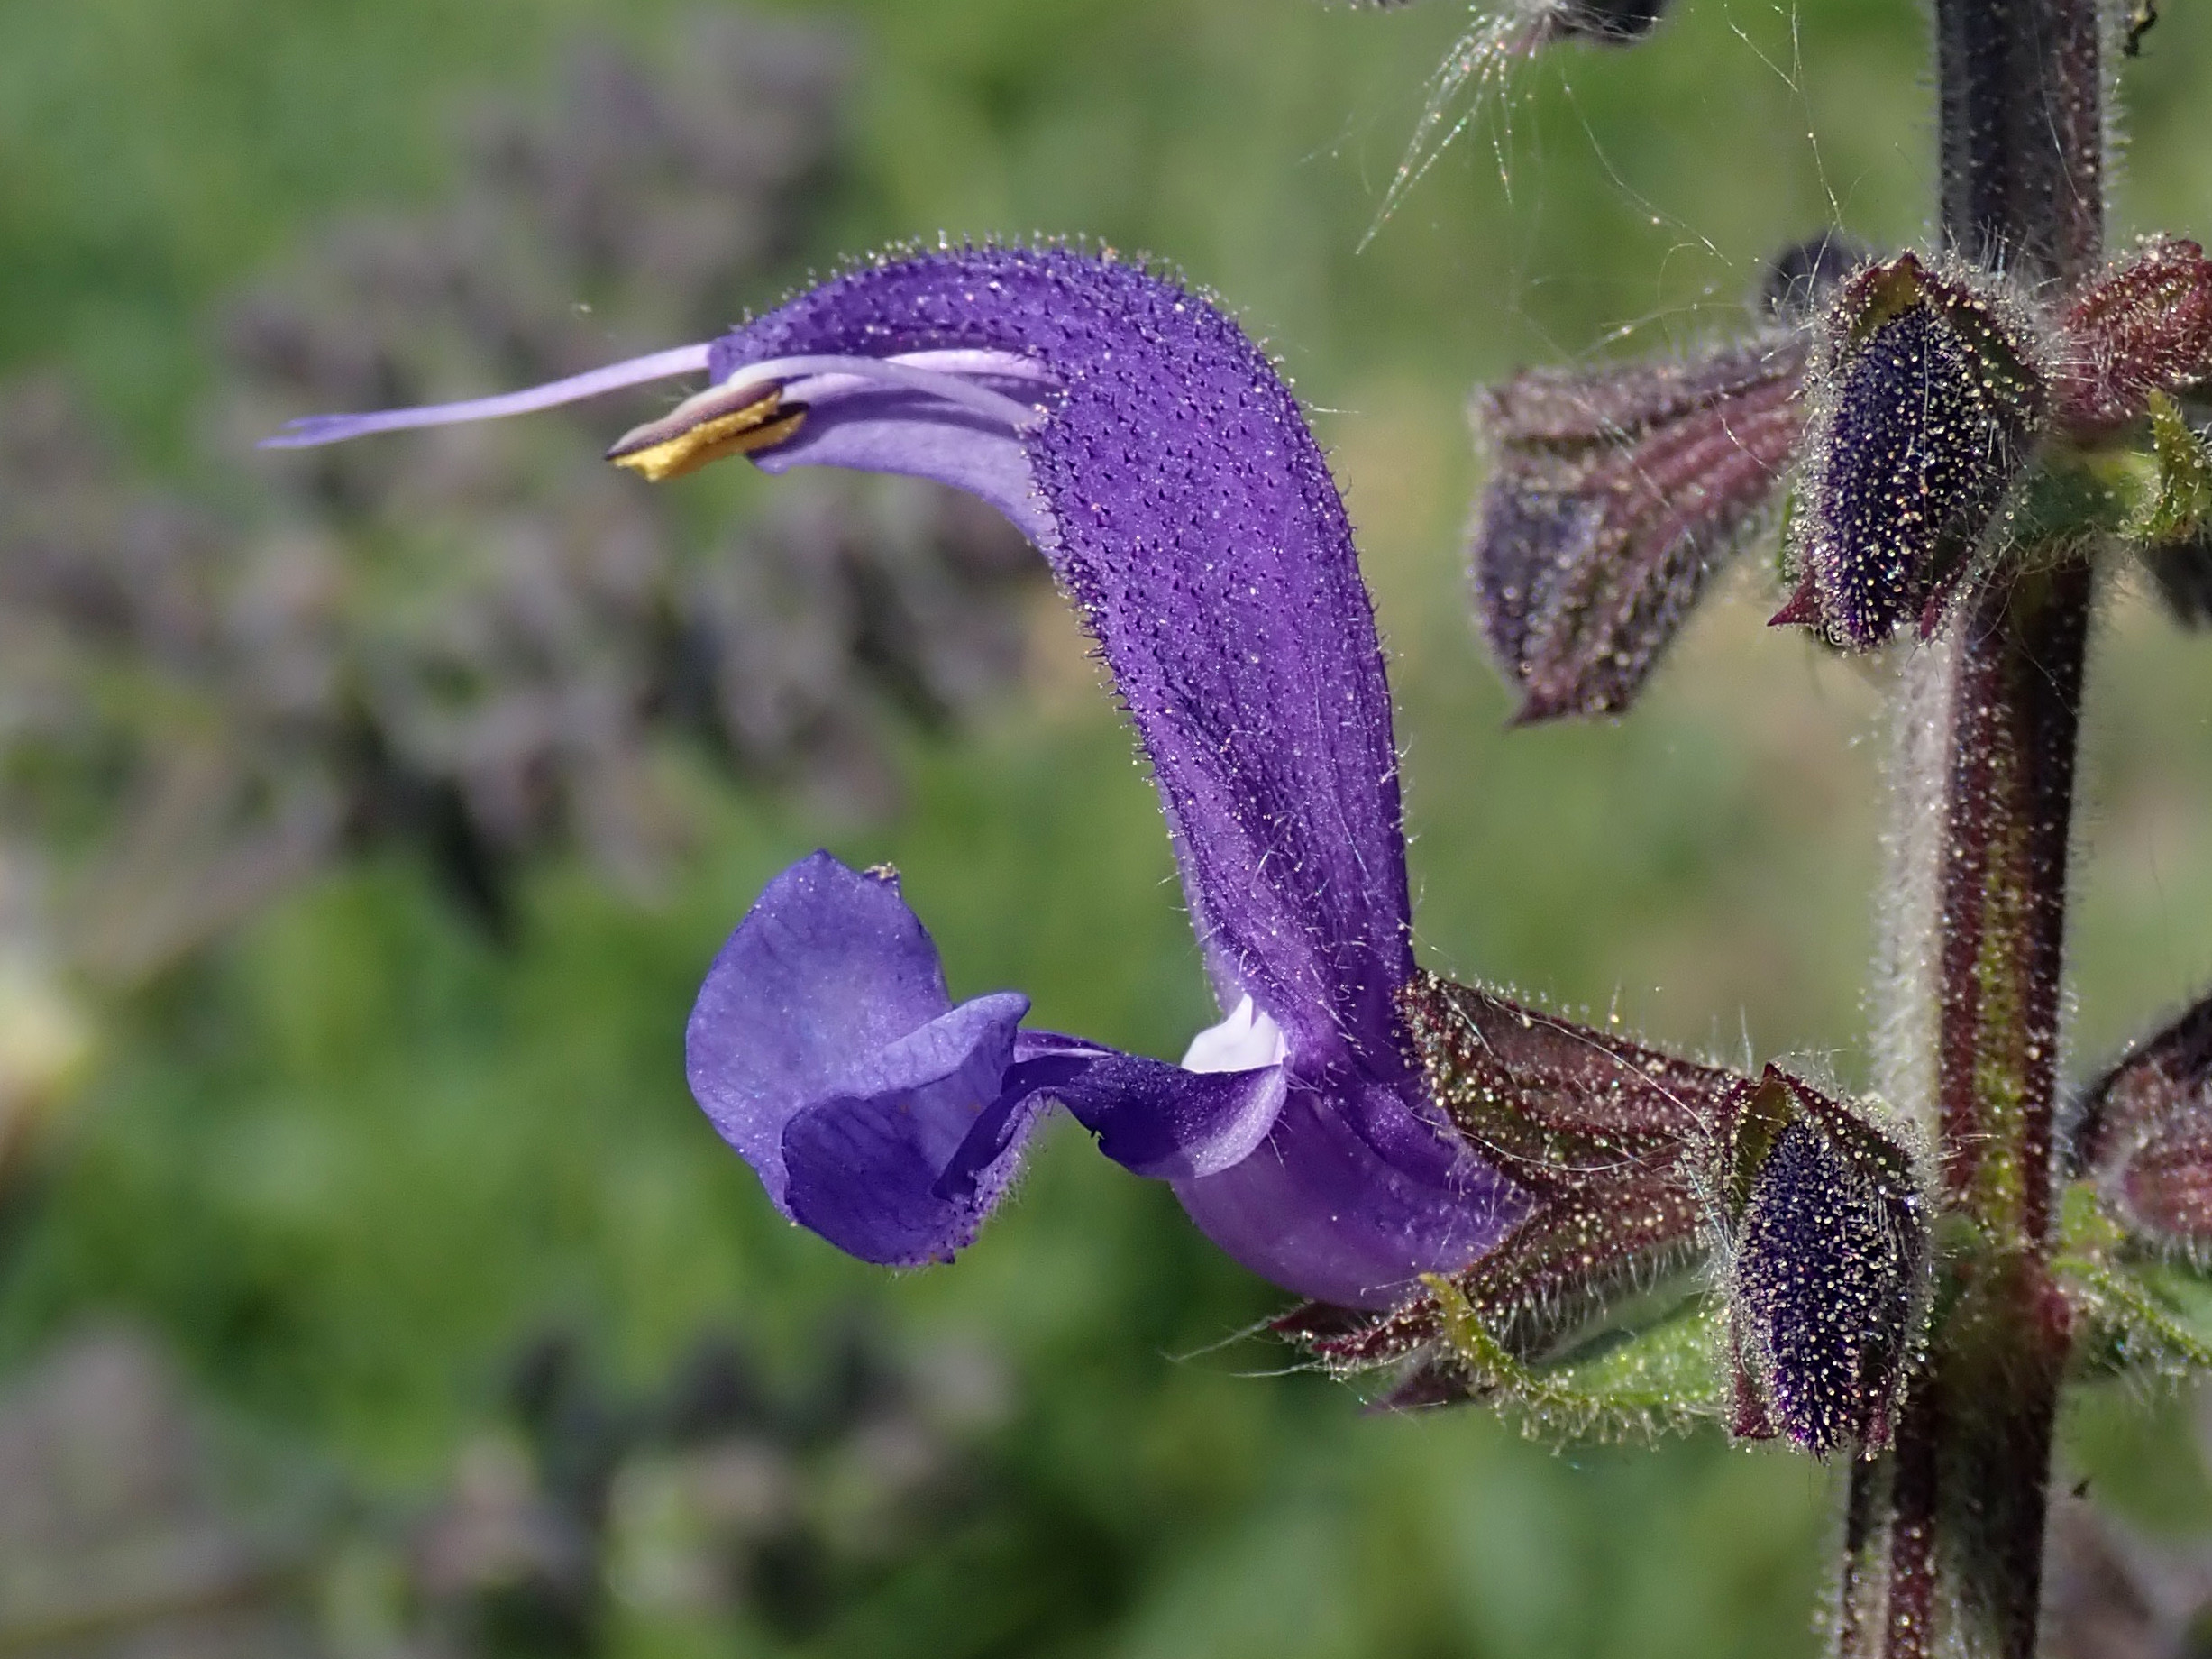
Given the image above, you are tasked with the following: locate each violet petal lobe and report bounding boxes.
[689,850,1299,1268]
[780,995,1032,1265]
[685,851,1037,1265]
[1006,1037,1287,1181]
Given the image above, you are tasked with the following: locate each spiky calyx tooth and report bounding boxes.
[1386,975,1747,1377]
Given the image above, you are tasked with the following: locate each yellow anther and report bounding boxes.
[608,391,806,483]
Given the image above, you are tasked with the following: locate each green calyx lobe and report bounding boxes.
[2010,392,2212,552]
[2052,1184,2212,1375]
[2130,390,2212,545]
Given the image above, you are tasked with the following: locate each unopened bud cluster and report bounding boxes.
[1467,234,2212,729]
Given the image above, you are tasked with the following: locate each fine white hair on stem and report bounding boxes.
[1872,637,1955,1140]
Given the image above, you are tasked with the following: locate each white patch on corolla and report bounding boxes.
[1179,994,1288,1075]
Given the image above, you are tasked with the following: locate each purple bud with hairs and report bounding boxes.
[1717,1069,1929,1457]
[1781,252,2046,649]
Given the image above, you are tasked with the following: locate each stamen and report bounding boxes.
[710,352,1053,432]
[604,377,793,461]
[604,349,1056,484]
[608,391,808,483]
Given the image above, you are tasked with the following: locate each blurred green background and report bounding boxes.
[4,1,2212,1654]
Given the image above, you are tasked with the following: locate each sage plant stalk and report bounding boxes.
[261,0,2212,1650]
[1850,1,2095,1651]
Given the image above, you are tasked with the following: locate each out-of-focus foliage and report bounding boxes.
[0,14,1039,979]
[3,0,2212,1655]
[0,1325,326,1655]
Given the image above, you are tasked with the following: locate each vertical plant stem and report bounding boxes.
[1882,1383,1940,1658]
[1856,565,2093,1659]
[1933,0,2105,284]
[1933,565,2094,1248]
[1844,0,2106,1654]
[1837,1455,1885,1652]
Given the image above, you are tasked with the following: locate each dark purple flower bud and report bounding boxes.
[1718,1069,1929,1457]
[1784,252,2046,648]
[2073,994,2212,1246]
[1469,335,1806,722]
[2052,236,2212,438]
[1759,231,1873,325]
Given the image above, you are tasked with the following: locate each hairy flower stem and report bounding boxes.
[1934,0,2105,282]
[1851,508,2093,1659]
[1843,0,2106,1653]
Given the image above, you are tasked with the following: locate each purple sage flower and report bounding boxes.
[264,246,1528,1307]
